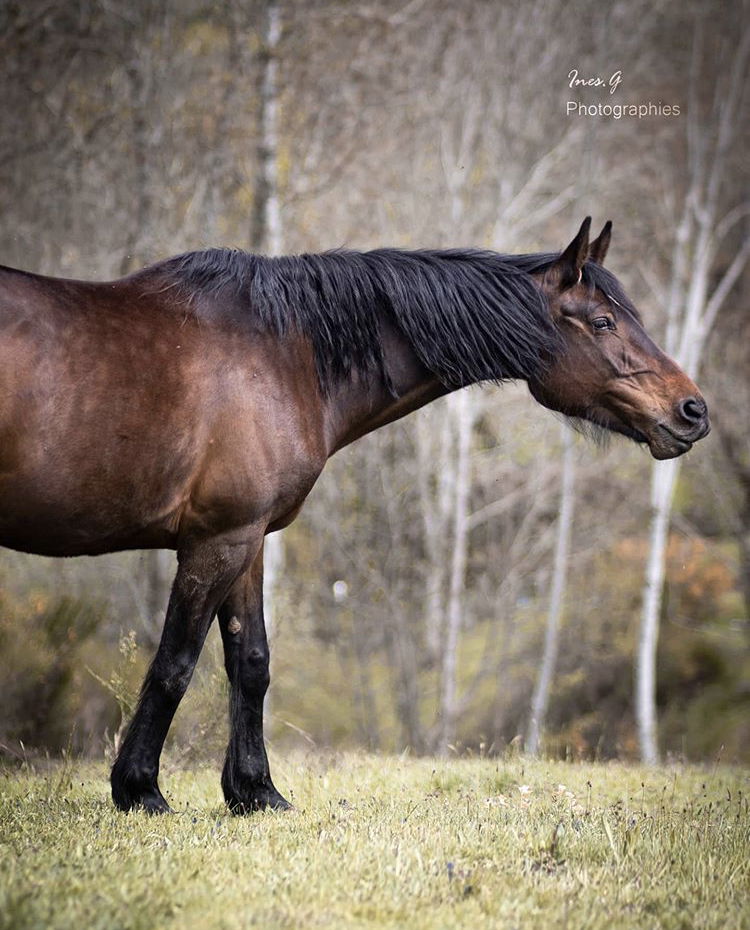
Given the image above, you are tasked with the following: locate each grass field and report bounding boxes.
[1,751,748,930]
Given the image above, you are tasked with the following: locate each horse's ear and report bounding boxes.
[588,220,612,266]
[548,217,591,290]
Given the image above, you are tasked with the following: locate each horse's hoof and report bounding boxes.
[112,772,172,814]
[224,785,293,815]
[138,791,174,815]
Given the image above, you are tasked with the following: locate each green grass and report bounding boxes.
[1,752,748,930]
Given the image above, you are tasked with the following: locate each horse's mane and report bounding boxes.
[150,246,634,395]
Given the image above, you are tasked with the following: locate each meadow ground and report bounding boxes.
[0,751,748,930]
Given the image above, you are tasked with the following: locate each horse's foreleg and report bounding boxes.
[111,534,258,813]
[218,543,291,813]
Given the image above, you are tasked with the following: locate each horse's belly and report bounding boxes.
[0,467,185,556]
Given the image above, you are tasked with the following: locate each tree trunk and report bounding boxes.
[383,604,424,751]
[250,0,282,256]
[416,409,451,661]
[250,0,284,729]
[117,14,173,644]
[635,16,749,763]
[527,424,575,756]
[636,458,679,763]
[437,390,477,755]
[350,611,380,750]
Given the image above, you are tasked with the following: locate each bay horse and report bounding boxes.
[0,218,709,813]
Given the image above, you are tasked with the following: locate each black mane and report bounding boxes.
[150,247,632,395]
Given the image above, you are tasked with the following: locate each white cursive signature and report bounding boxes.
[568,69,623,95]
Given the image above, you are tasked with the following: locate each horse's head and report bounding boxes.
[527,218,710,460]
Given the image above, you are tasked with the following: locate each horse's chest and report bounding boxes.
[180,398,327,539]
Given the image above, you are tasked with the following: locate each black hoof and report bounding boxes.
[225,790,293,815]
[222,773,292,814]
[111,765,172,814]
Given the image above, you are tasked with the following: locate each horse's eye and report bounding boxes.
[592,317,612,331]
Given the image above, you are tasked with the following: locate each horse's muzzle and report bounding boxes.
[648,413,711,460]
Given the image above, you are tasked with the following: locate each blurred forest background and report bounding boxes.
[0,0,748,766]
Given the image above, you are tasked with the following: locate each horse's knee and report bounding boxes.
[239,646,270,697]
[153,652,195,702]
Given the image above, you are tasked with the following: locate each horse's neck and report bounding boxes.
[322,316,450,454]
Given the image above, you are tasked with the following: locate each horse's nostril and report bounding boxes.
[679,397,705,423]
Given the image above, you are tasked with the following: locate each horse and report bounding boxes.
[0,217,709,813]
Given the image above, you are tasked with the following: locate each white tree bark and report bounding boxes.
[526,424,576,756]
[636,18,749,763]
[637,458,679,763]
[253,0,284,726]
[250,0,282,256]
[260,0,282,256]
[437,389,478,755]
[416,407,454,660]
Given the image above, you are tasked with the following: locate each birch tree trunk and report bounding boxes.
[430,92,483,755]
[416,409,452,661]
[526,424,575,756]
[119,7,175,648]
[250,0,282,257]
[636,17,750,763]
[250,0,284,726]
[436,390,480,755]
[637,459,679,762]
